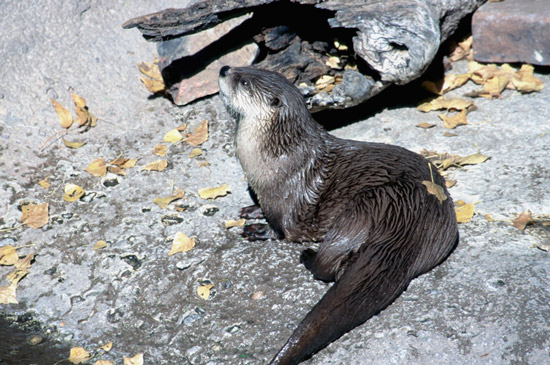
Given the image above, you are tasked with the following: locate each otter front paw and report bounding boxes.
[242,223,271,241]
[239,204,265,219]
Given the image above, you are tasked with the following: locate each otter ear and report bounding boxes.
[271,96,282,107]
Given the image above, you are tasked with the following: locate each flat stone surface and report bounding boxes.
[1,1,549,364]
[472,0,550,65]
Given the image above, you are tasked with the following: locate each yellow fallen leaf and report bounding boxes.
[100,342,113,351]
[484,214,495,222]
[197,284,214,300]
[21,203,49,229]
[185,120,209,146]
[417,97,474,112]
[107,165,126,176]
[512,211,533,230]
[438,109,468,129]
[109,157,138,169]
[153,144,167,156]
[455,203,475,223]
[198,184,230,200]
[15,253,34,270]
[197,161,210,168]
[123,353,144,365]
[168,232,195,256]
[139,61,165,94]
[7,268,29,285]
[510,64,544,93]
[141,159,168,172]
[189,148,203,158]
[457,153,489,166]
[62,138,87,149]
[416,122,436,129]
[85,158,107,177]
[422,181,447,204]
[153,189,185,209]
[94,361,114,365]
[0,284,18,304]
[51,98,73,129]
[38,176,51,189]
[93,240,108,250]
[0,245,18,266]
[69,347,91,364]
[325,56,341,69]
[445,179,456,188]
[163,129,184,143]
[225,218,246,229]
[71,93,87,109]
[422,73,471,95]
[63,184,85,202]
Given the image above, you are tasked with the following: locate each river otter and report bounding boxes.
[218,65,458,364]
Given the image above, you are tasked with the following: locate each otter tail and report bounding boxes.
[269,246,422,365]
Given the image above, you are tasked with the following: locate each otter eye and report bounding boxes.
[240,78,249,87]
[271,97,281,107]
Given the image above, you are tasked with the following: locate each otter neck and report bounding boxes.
[235,111,327,199]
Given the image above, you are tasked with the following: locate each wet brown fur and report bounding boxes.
[218,66,459,364]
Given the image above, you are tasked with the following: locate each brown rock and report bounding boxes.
[172,42,259,105]
[472,0,550,66]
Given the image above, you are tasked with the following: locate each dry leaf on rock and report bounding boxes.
[198,184,230,200]
[153,189,185,209]
[7,268,29,285]
[85,158,107,177]
[15,253,34,270]
[100,342,113,351]
[445,179,456,188]
[51,98,73,129]
[153,144,167,157]
[416,122,435,129]
[68,347,91,364]
[512,211,533,230]
[422,73,470,95]
[458,153,490,166]
[417,97,474,113]
[0,245,18,266]
[72,94,97,129]
[0,284,18,304]
[438,109,468,129]
[38,177,51,189]
[93,240,108,250]
[62,138,87,149]
[110,157,138,169]
[142,159,168,172]
[197,284,214,300]
[21,203,49,229]
[189,148,203,158]
[225,219,246,229]
[168,232,195,256]
[455,202,475,223]
[94,361,114,365]
[163,129,184,143]
[107,166,126,176]
[123,353,144,365]
[185,120,209,146]
[63,184,85,202]
[139,60,165,94]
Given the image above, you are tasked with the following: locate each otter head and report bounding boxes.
[218,66,309,130]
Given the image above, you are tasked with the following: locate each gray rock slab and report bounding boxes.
[1,1,549,364]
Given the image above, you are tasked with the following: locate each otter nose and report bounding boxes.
[220,65,231,77]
